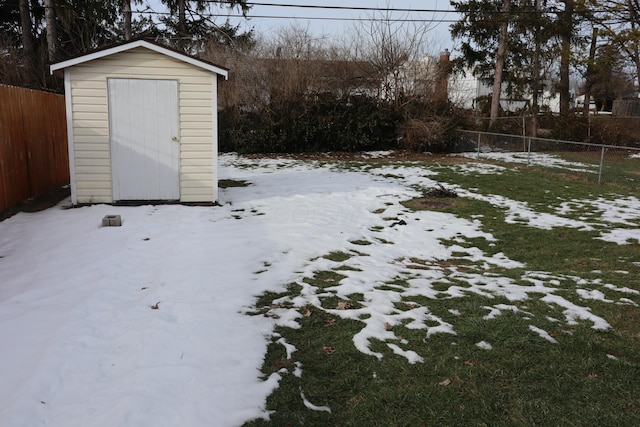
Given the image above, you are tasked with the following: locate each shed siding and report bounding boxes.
[68,47,216,203]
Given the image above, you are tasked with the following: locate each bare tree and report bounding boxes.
[262,25,330,108]
[351,7,433,109]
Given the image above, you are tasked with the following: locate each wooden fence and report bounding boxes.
[613,99,640,117]
[0,84,69,212]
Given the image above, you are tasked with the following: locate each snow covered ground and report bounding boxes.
[0,152,638,426]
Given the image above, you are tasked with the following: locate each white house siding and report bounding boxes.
[448,68,563,114]
[67,47,216,204]
[449,72,480,110]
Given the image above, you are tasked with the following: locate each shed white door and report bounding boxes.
[108,78,180,201]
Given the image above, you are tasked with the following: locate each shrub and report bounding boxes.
[588,116,640,147]
[550,114,589,142]
[398,103,469,152]
[220,94,401,153]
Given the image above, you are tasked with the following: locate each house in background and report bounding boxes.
[447,65,570,114]
[51,39,228,206]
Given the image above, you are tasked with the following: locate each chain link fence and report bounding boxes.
[469,115,640,147]
[457,130,640,188]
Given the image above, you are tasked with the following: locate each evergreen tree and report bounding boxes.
[160,0,251,51]
[451,0,549,127]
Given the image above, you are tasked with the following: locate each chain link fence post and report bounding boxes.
[598,146,605,184]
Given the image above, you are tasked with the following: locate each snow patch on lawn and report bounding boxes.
[475,341,493,350]
[455,162,508,175]
[529,325,558,343]
[300,390,331,413]
[541,295,611,330]
[455,152,596,172]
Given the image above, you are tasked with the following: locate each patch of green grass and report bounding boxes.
[334,265,363,272]
[304,271,346,289]
[219,179,251,188]
[323,251,352,262]
[248,283,302,316]
[349,239,372,246]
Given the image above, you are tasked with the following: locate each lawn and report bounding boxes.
[0,151,638,426]
[242,152,640,426]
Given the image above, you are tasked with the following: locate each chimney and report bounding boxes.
[435,49,451,105]
[439,49,451,63]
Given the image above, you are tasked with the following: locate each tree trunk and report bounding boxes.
[530,0,542,138]
[19,0,34,55]
[178,0,186,38]
[559,0,574,116]
[44,0,58,61]
[490,0,510,129]
[583,27,598,117]
[124,0,132,40]
[19,0,35,84]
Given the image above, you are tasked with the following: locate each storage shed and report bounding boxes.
[50,39,228,205]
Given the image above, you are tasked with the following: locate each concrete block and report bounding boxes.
[102,214,122,227]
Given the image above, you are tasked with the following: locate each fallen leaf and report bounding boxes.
[587,373,598,380]
[336,301,353,310]
[439,378,452,386]
[463,359,476,366]
[303,309,312,317]
[323,346,336,355]
[323,318,336,326]
[150,301,161,310]
[385,322,393,331]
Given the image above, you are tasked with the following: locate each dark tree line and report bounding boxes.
[0,0,252,90]
[4,1,639,147]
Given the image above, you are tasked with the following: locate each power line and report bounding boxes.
[208,1,609,15]
[211,1,458,14]
[134,10,458,23]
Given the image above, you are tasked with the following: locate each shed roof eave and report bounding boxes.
[50,39,228,78]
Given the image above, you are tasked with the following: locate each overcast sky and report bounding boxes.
[141,1,459,54]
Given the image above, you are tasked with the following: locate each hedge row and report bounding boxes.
[219,95,404,153]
